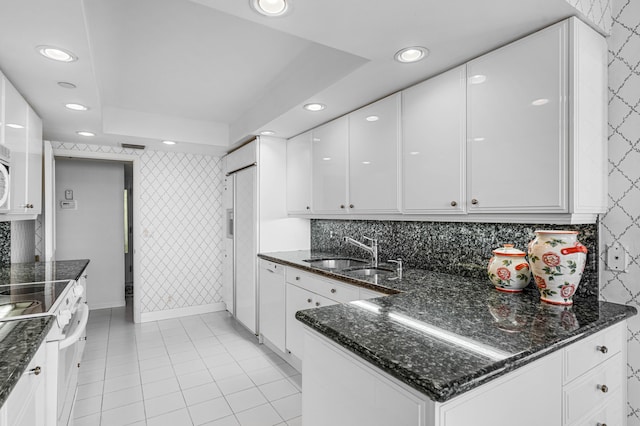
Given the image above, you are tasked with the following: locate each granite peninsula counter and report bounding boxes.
[259,250,637,403]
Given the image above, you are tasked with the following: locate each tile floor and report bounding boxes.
[74,307,302,426]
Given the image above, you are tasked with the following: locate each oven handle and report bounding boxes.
[59,303,89,350]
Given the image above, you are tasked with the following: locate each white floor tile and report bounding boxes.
[226,388,268,413]
[77,381,105,400]
[258,380,299,402]
[201,415,240,426]
[235,404,283,426]
[237,356,273,373]
[144,391,187,418]
[178,369,214,390]
[139,354,171,372]
[73,395,102,418]
[271,394,301,421]
[73,413,101,426]
[286,417,301,426]
[100,401,146,426]
[147,407,194,426]
[170,349,201,364]
[104,373,141,393]
[102,386,144,411]
[141,365,176,384]
[173,358,207,376]
[246,366,284,386]
[209,362,245,381]
[188,397,233,425]
[183,382,223,406]
[142,376,181,399]
[215,374,255,395]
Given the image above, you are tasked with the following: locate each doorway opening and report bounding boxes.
[54,157,135,321]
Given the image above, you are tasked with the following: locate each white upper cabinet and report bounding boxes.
[402,65,466,213]
[312,117,349,213]
[467,20,567,213]
[348,93,400,213]
[26,107,42,214]
[286,131,312,213]
[4,78,29,213]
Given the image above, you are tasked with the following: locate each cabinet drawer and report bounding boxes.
[569,390,623,426]
[286,269,360,303]
[259,259,284,275]
[564,323,623,383]
[563,354,623,425]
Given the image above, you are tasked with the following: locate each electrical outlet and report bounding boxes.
[606,244,627,272]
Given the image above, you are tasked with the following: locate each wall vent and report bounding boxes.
[121,143,146,150]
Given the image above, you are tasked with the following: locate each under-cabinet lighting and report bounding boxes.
[470,75,487,84]
[65,103,88,111]
[472,137,486,142]
[76,131,95,137]
[351,300,382,314]
[531,98,549,106]
[6,123,24,129]
[303,103,326,112]
[365,115,379,122]
[409,151,420,156]
[322,157,331,161]
[395,46,428,63]
[162,140,177,145]
[362,161,372,165]
[37,45,77,62]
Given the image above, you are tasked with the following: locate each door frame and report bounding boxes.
[45,146,142,323]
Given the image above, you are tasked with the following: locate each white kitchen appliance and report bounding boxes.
[0,145,11,212]
[222,137,309,336]
[0,274,88,426]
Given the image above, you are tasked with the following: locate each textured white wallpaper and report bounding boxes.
[567,0,613,33]
[600,0,640,423]
[50,142,224,314]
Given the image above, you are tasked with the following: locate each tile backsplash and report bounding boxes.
[311,219,599,300]
[0,222,9,266]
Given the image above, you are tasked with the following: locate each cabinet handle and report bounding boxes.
[30,366,42,375]
[330,288,336,293]
[315,302,320,306]
[597,345,608,354]
[471,199,478,205]
[340,205,345,209]
[307,298,312,303]
[306,206,310,210]
[295,276,300,281]
[597,384,608,393]
[349,204,354,208]
[450,201,457,207]
[597,423,608,426]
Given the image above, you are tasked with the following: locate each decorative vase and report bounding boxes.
[528,230,587,305]
[487,244,531,292]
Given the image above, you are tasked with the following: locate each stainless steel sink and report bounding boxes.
[345,267,395,277]
[303,258,368,269]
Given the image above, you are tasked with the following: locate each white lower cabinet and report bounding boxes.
[302,318,627,426]
[259,260,286,352]
[0,337,48,426]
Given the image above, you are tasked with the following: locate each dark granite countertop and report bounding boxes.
[0,316,54,408]
[0,259,90,285]
[259,250,637,402]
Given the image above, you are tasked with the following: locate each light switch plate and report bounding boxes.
[606,244,627,272]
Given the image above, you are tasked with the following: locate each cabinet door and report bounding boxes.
[312,117,348,213]
[285,283,336,360]
[467,21,567,213]
[348,93,400,212]
[3,77,28,212]
[26,107,42,214]
[403,66,466,213]
[286,132,312,213]
[259,261,286,352]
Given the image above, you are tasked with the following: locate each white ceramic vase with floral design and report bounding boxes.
[487,244,531,292]
[528,230,588,305]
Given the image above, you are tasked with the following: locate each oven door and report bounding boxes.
[56,303,89,426]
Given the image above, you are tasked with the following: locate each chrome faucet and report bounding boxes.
[344,236,378,267]
[388,259,403,279]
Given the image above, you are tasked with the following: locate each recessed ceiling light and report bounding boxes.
[394,46,428,63]
[6,123,24,129]
[251,0,289,16]
[65,103,88,111]
[470,75,487,84]
[531,98,549,106]
[162,140,177,145]
[322,157,331,161]
[58,82,77,89]
[362,161,372,165]
[260,130,276,136]
[409,151,420,156]
[76,131,95,137]
[472,137,486,142]
[365,115,379,122]
[303,103,326,112]
[36,45,77,62]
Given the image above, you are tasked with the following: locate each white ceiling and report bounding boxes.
[0,0,582,155]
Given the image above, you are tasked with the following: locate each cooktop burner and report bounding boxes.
[0,281,71,320]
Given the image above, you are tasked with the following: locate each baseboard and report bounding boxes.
[140,302,226,322]
[88,300,126,310]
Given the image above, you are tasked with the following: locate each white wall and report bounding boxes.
[50,142,225,319]
[55,158,125,309]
